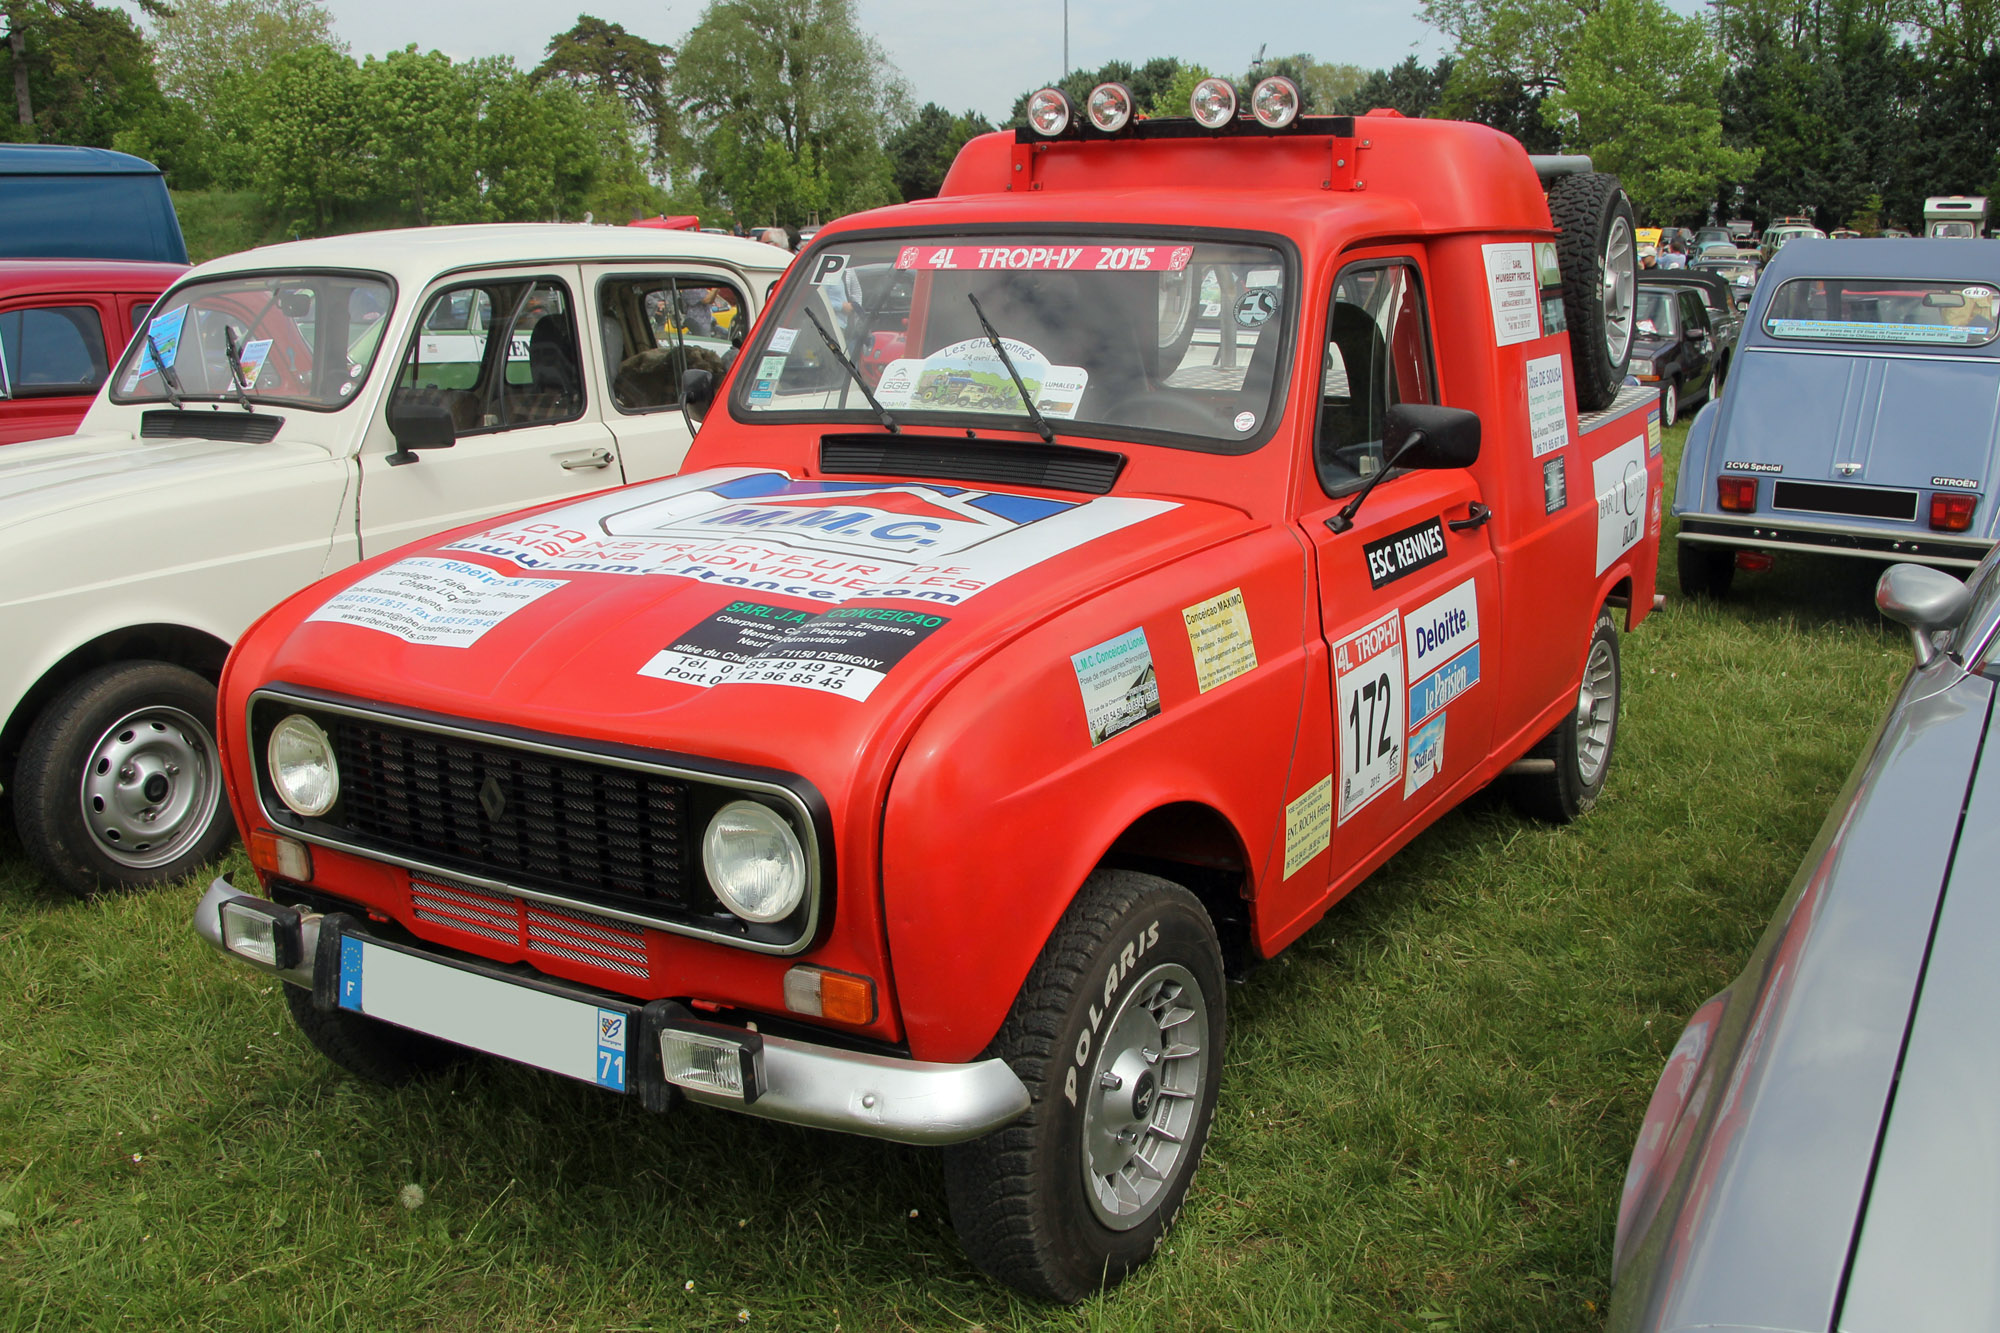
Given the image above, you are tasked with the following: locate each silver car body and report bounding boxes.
[1610,545,2000,1331]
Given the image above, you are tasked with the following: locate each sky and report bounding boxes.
[106,0,1450,123]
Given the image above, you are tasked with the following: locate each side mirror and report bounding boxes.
[681,367,717,411]
[1877,563,1970,666]
[386,397,456,467]
[1383,403,1480,470]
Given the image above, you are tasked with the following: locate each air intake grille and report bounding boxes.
[330,717,693,912]
[410,875,649,979]
[140,409,282,443]
[1772,480,1917,521]
[820,433,1125,494]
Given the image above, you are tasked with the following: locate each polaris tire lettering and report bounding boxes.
[1063,920,1161,1107]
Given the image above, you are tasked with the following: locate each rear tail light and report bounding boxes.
[1931,492,1977,532]
[1736,551,1775,572]
[1717,476,1758,512]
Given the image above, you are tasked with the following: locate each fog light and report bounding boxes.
[783,966,877,1024]
[1086,81,1134,133]
[1931,492,1977,532]
[1025,87,1072,137]
[1250,75,1301,128]
[219,897,302,969]
[659,1024,764,1103]
[1717,476,1757,512]
[1189,77,1237,128]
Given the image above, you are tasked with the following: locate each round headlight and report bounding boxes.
[268,714,338,818]
[702,800,806,924]
[1026,87,1073,137]
[1250,76,1302,129]
[1189,77,1238,129]
[1086,81,1134,134]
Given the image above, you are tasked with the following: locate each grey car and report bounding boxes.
[1609,552,2000,1332]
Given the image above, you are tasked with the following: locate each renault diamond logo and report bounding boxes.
[478,775,506,822]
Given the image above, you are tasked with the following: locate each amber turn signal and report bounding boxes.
[247,828,312,882]
[1930,492,1977,532]
[1717,476,1757,512]
[783,966,876,1024]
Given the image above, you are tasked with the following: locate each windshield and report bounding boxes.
[736,234,1291,449]
[1931,221,1979,238]
[1764,278,2000,346]
[1636,289,1678,338]
[111,270,395,410]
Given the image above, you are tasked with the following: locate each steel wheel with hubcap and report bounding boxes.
[1661,377,1679,428]
[945,869,1226,1302]
[1507,609,1622,823]
[14,661,236,895]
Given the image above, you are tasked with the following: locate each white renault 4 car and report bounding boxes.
[0,223,791,894]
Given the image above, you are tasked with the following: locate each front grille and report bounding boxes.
[411,875,649,979]
[1772,480,1917,521]
[331,716,693,910]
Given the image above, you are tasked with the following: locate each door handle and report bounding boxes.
[1449,502,1491,532]
[559,449,615,471]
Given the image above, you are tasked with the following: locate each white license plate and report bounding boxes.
[336,935,631,1091]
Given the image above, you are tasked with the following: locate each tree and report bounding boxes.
[1542,0,1759,218]
[0,0,170,138]
[1235,54,1372,113]
[672,0,908,226]
[149,0,342,112]
[247,41,367,232]
[1005,56,1186,127]
[535,15,677,168]
[1334,56,1455,117]
[1146,61,1208,119]
[1420,0,1601,105]
[885,102,993,200]
[357,46,480,226]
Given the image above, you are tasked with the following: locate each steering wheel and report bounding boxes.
[1102,392,1223,435]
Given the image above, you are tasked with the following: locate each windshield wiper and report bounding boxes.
[221,325,255,411]
[965,294,1056,444]
[801,306,898,433]
[143,332,185,409]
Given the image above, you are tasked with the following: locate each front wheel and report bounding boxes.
[944,870,1226,1302]
[1508,610,1621,823]
[13,661,235,895]
[1660,377,1680,428]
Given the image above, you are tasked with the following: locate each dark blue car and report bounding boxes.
[1674,239,2000,596]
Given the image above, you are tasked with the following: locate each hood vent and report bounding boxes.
[141,409,282,444]
[819,433,1125,494]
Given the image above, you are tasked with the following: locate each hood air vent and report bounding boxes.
[819,433,1125,494]
[141,410,282,444]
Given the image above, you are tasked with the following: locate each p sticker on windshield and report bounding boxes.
[809,253,850,285]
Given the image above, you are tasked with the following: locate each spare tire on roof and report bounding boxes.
[1548,172,1637,411]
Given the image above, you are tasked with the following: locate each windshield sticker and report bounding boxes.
[1333,610,1406,823]
[1364,516,1448,590]
[769,326,798,353]
[1594,437,1650,574]
[1233,411,1256,432]
[809,253,851,285]
[1074,627,1160,746]
[1283,775,1334,879]
[306,557,565,649]
[120,305,186,390]
[1182,588,1257,692]
[1405,712,1447,798]
[894,244,1194,273]
[872,336,1089,420]
[1235,288,1280,328]
[1967,287,1995,300]
[756,354,787,381]
[1526,353,1569,458]
[236,338,273,385]
[445,468,1177,609]
[1768,318,1991,344]
[1482,243,1542,347]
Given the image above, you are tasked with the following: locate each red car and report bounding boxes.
[0,258,185,444]
[196,81,1659,1299]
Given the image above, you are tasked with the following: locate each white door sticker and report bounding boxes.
[1404,577,1480,685]
[306,557,565,648]
[1593,436,1650,574]
[1332,609,1405,823]
[1483,243,1542,347]
[1526,353,1569,457]
[1283,776,1334,879]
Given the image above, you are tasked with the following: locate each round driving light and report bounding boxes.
[268,714,338,818]
[1250,76,1302,129]
[1189,77,1238,128]
[1086,81,1134,133]
[702,800,807,924]
[1026,87,1073,137]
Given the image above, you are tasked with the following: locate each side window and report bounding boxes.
[1679,291,1709,332]
[130,303,153,330]
[597,275,746,415]
[0,305,108,397]
[393,278,581,435]
[1315,261,1436,495]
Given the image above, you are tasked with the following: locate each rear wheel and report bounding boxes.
[1660,377,1680,427]
[1508,610,1620,823]
[944,870,1226,1302]
[283,984,464,1087]
[1548,172,1637,410]
[1677,540,1736,599]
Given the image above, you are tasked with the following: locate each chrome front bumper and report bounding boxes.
[195,877,1028,1146]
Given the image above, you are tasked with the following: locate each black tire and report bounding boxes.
[1660,376,1680,428]
[1677,540,1736,599]
[13,661,235,896]
[1508,610,1620,823]
[1548,172,1637,411]
[944,870,1226,1302]
[283,983,464,1087]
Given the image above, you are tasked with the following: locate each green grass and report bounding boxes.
[0,421,1910,1330]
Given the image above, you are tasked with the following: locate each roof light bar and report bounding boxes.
[1086,81,1135,134]
[1189,78,1238,129]
[1250,76,1302,129]
[1026,87,1073,137]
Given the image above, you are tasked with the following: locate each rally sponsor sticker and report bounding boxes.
[1544,455,1569,513]
[1410,645,1480,727]
[1482,242,1541,346]
[446,469,1176,610]
[718,604,951,701]
[1405,712,1447,797]
[768,326,798,353]
[1724,460,1781,473]
[637,599,816,688]
[1404,577,1479,685]
[1594,437,1650,575]
[894,243,1193,272]
[1181,587,1257,692]
[1333,610,1405,823]
[1364,516,1448,590]
[1073,628,1160,746]
[306,557,565,648]
[120,304,186,391]
[1282,775,1334,879]
[1526,353,1569,458]
[1647,406,1663,455]
[872,337,1088,420]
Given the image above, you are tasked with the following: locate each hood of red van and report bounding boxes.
[254,466,1249,790]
